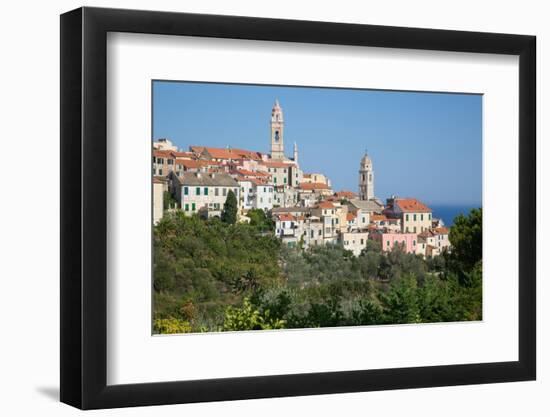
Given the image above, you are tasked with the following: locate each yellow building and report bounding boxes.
[385,197,432,233]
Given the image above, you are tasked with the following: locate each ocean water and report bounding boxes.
[429,204,481,227]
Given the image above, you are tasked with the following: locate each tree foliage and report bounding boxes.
[447,208,482,273]
[153,208,483,334]
[221,190,238,224]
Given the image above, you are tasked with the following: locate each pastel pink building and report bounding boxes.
[371,232,418,254]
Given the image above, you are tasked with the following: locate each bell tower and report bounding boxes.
[270,99,285,160]
[359,152,374,200]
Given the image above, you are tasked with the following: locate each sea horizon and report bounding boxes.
[428,203,481,227]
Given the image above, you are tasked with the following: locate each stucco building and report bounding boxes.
[173,172,240,217]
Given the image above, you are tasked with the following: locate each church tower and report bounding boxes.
[270,99,285,160]
[359,152,374,200]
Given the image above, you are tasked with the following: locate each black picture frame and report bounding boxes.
[60,6,536,410]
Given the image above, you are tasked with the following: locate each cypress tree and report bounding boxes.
[221,190,238,224]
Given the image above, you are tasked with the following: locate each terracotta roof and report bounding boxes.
[299,182,331,191]
[277,214,296,222]
[172,151,194,159]
[418,230,436,238]
[371,214,388,222]
[435,227,449,235]
[234,168,270,177]
[395,198,432,213]
[317,201,335,209]
[302,174,312,178]
[262,161,295,168]
[175,160,209,169]
[346,213,357,221]
[249,178,268,186]
[153,150,174,158]
[335,191,357,199]
[193,146,264,161]
[152,176,166,184]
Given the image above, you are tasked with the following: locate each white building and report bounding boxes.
[341,231,369,256]
[255,182,274,211]
[173,172,240,217]
[237,178,255,211]
[153,177,165,225]
[153,138,178,152]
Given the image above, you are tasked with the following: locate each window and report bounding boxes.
[234,188,238,195]
[414,226,417,233]
[223,188,227,196]
[185,204,189,211]
[318,230,322,236]
[420,214,424,221]
[311,230,314,238]
[413,240,416,246]
[406,227,409,233]
[263,187,266,192]
[158,158,164,164]
[283,178,287,184]
[413,214,417,221]
[168,159,173,165]
[204,187,208,196]
[361,239,364,244]
[184,187,189,195]
[215,188,219,196]
[158,169,163,176]
[260,198,263,203]
[274,177,277,183]
[387,240,390,246]
[429,213,432,220]
[406,214,409,221]
[196,187,201,195]
[191,203,196,211]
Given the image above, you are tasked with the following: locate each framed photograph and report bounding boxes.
[60,7,536,409]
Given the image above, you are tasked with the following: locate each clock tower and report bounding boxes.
[270,99,285,160]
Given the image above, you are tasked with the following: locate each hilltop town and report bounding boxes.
[153,99,451,258]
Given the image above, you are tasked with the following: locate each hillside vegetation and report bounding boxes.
[153,208,482,333]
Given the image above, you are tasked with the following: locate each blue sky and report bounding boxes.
[153,81,482,206]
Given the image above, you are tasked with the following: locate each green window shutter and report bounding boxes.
[196,187,200,195]
[204,187,208,195]
[185,204,189,211]
[184,187,188,195]
[192,203,196,211]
